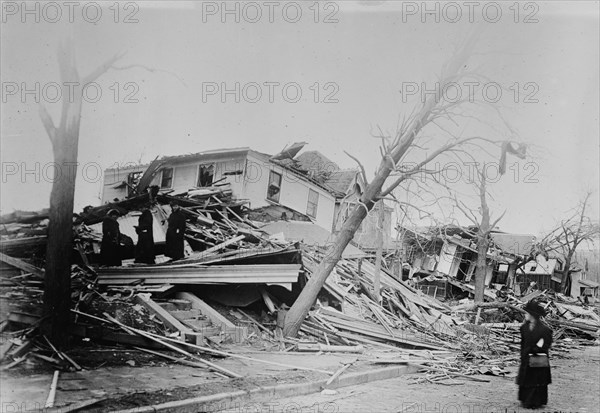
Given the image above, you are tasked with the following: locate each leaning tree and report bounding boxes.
[283,33,522,336]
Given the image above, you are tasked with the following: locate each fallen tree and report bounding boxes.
[283,33,522,337]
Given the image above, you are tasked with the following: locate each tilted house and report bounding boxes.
[101,144,392,249]
[103,147,336,230]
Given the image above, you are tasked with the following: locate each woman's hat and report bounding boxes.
[524,300,546,318]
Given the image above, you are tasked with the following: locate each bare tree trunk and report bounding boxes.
[283,200,371,336]
[40,43,82,348]
[43,141,80,347]
[474,234,488,303]
[560,255,573,295]
[40,40,122,348]
[474,167,491,303]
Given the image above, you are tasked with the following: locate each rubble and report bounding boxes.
[0,189,598,396]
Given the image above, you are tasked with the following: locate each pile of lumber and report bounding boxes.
[298,249,463,351]
[0,210,48,256]
[291,246,599,380]
[73,186,305,273]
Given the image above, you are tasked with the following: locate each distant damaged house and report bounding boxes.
[101,143,391,250]
[398,225,537,299]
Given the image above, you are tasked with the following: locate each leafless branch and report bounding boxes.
[344,150,369,186]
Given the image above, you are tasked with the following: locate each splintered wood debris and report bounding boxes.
[0,190,598,386]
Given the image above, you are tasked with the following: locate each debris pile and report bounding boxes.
[1,195,599,387]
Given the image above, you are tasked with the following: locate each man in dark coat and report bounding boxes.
[165,201,186,260]
[134,209,155,264]
[100,209,122,266]
[517,300,553,409]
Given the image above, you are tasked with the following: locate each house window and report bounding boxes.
[127,171,143,196]
[160,167,173,188]
[267,171,282,202]
[197,164,214,187]
[307,189,319,218]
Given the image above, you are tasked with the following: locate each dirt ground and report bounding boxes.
[1,340,597,412]
[219,344,600,413]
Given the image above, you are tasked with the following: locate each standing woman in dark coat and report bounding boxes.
[134,209,155,264]
[517,300,553,409]
[100,209,122,266]
[165,201,187,260]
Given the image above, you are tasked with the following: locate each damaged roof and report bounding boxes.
[324,169,358,196]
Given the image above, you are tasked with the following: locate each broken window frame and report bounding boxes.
[266,170,282,203]
[306,189,319,218]
[160,167,174,189]
[197,163,215,187]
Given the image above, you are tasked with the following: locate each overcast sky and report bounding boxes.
[1,1,598,236]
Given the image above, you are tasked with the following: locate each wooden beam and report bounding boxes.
[0,252,44,277]
[296,343,364,353]
[134,295,193,336]
[71,323,177,350]
[202,235,244,255]
[73,309,331,375]
[175,292,236,328]
[104,313,241,378]
[259,287,276,313]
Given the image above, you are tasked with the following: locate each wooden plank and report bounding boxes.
[0,341,14,360]
[8,340,32,358]
[0,236,47,252]
[0,252,44,277]
[74,309,332,375]
[259,287,276,313]
[71,324,170,350]
[180,207,214,226]
[203,235,244,254]
[325,359,357,387]
[134,346,212,371]
[134,295,193,336]
[296,343,364,353]
[8,312,41,326]
[321,315,446,350]
[44,371,60,408]
[175,292,236,328]
[237,309,273,336]
[104,313,241,378]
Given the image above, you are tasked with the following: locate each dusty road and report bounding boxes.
[221,345,599,413]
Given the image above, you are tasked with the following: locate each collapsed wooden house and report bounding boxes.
[1,167,599,383]
[395,225,561,299]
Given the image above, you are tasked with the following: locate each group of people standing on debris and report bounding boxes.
[100,201,187,266]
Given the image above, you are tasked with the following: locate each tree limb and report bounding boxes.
[344,150,369,187]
